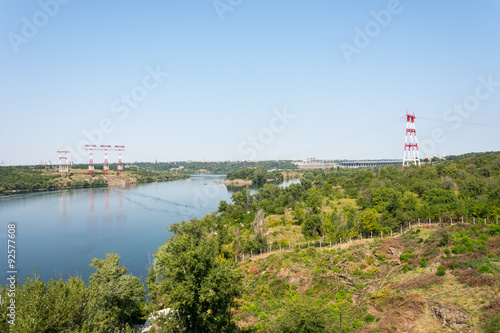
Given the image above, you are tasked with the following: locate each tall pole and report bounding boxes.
[57,150,69,173]
[115,145,125,175]
[402,110,421,169]
[101,145,111,175]
[85,145,96,176]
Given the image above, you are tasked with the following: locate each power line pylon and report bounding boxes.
[114,145,125,174]
[101,145,112,174]
[402,110,421,169]
[85,145,97,176]
[57,150,70,173]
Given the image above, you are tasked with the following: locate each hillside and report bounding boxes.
[233,223,500,332]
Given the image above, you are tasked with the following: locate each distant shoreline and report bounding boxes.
[223,179,252,186]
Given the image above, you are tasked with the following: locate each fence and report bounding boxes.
[235,216,499,263]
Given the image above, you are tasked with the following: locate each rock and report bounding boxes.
[389,246,402,257]
[429,301,471,332]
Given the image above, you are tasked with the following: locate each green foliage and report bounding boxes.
[137,160,297,174]
[482,314,500,333]
[0,255,143,333]
[400,253,415,262]
[85,253,145,332]
[149,218,243,332]
[364,313,375,322]
[420,257,428,268]
[302,214,323,238]
[436,265,446,276]
[273,295,339,333]
[226,168,284,185]
[478,264,494,274]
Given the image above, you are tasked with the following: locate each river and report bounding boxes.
[0,175,299,283]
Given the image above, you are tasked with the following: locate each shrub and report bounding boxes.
[482,315,500,333]
[400,253,415,262]
[478,264,494,274]
[420,257,428,268]
[364,314,375,323]
[452,245,467,254]
[444,248,451,255]
[436,265,446,276]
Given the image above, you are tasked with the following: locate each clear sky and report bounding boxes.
[1,0,499,165]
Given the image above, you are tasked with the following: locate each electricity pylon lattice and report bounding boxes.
[402,110,421,169]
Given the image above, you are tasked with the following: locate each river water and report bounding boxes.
[0,175,299,283]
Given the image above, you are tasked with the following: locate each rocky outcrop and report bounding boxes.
[428,301,471,332]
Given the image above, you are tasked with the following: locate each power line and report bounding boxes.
[418,117,500,128]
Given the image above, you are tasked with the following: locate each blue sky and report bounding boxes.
[1,0,499,165]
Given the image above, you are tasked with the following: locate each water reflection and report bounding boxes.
[58,190,69,222]
[89,188,95,224]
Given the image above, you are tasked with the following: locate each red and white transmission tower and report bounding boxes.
[114,145,125,174]
[85,144,96,175]
[402,110,421,169]
[101,145,112,174]
[57,150,69,173]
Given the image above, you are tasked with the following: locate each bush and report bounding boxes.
[364,314,375,323]
[273,295,338,333]
[478,264,494,274]
[400,253,415,262]
[436,265,446,276]
[482,315,500,333]
[452,245,467,254]
[444,248,451,255]
[420,257,428,268]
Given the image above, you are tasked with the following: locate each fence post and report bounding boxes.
[371,231,373,239]
[473,217,475,224]
[340,238,342,246]
[462,216,464,224]
[401,226,403,234]
[418,218,421,226]
[243,253,245,261]
[429,218,431,225]
[251,251,253,259]
[409,222,411,230]
[451,218,453,226]
[330,241,332,249]
[381,231,383,238]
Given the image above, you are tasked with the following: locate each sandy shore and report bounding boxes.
[223,179,252,186]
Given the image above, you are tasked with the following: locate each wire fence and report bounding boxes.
[235,216,499,263]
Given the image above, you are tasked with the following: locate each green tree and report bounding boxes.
[84,253,145,332]
[149,219,242,332]
[359,208,382,233]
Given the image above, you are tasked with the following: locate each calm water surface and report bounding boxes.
[0,175,299,283]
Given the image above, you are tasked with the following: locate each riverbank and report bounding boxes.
[223,179,253,186]
[0,166,189,195]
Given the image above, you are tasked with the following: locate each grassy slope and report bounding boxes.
[234,221,500,332]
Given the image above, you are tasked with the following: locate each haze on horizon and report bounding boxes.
[1,1,499,166]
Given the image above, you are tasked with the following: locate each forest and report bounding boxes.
[225,168,285,186]
[1,151,499,332]
[135,160,297,174]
